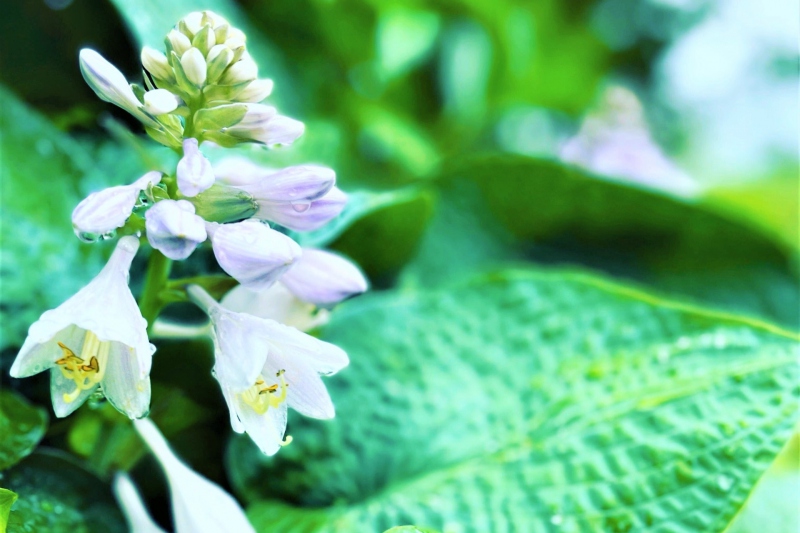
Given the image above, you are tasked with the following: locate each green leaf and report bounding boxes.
[0,488,18,532]
[4,450,126,533]
[409,154,800,328]
[329,188,435,282]
[233,268,799,532]
[383,527,442,533]
[0,391,48,471]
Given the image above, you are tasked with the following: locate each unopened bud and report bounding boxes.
[206,44,234,83]
[181,48,207,87]
[177,138,215,197]
[257,186,347,231]
[219,54,257,85]
[191,25,215,55]
[181,12,204,36]
[166,29,192,56]
[79,49,144,117]
[235,79,274,103]
[141,47,174,83]
[207,220,301,291]
[143,89,180,115]
[281,249,368,306]
[145,199,207,260]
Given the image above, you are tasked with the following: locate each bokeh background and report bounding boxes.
[0,0,797,531]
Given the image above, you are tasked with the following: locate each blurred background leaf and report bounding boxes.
[0,391,48,471]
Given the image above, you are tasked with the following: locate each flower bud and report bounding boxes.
[235,79,274,103]
[203,11,229,29]
[188,183,257,223]
[223,107,304,148]
[219,54,257,85]
[207,220,301,291]
[257,186,347,231]
[177,138,215,197]
[166,29,192,56]
[181,11,204,36]
[206,44,235,83]
[236,165,335,204]
[72,171,162,239]
[141,47,174,84]
[143,89,180,115]
[282,249,368,306]
[181,48,208,87]
[145,200,207,260]
[225,28,247,50]
[79,49,147,119]
[213,156,267,186]
[191,24,215,55]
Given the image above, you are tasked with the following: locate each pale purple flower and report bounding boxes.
[177,138,215,197]
[145,200,207,260]
[257,186,348,231]
[282,249,368,306]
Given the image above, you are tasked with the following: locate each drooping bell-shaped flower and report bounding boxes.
[145,200,207,260]
[221,283,330,332]
[188,285,348,455]
[282,248,368,306]
[10,237,154,418]
[206,220,301,291]
[113,473,167,533]
[133,418,256,533]
[72,171,161,239]
[176,138,215,197]
[257,186,348,231]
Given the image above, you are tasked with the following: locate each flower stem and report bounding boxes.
[139,249,173,331]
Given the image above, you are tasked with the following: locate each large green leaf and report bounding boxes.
[0,391,48,471]
[230,268,799,532]
[407,154,800,328]
[3,450,126,533]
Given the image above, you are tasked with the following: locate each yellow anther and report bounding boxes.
[55,331,110,403]
[240,370,289,414]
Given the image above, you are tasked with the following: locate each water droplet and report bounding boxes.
[290,202,311,213]
[716,474,733,492]
[99,230,117,241]
[550,514,563,526]
[76,230,100,243]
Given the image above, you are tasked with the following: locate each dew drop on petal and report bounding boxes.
[99,230,117,241]
[290,202,311,213]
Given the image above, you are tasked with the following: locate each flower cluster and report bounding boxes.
[10,11,366,457]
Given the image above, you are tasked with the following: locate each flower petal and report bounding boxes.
[209,308,270,391]
[236,165,335,204]
[265,346,335,419]
[221,283,329,332]
[232,394,287,456]
[261,319,348,375]
[145,200,207,260]
[257,186,347,231]
[177,138,215,197]
[102,342,151,419]
[113,473,168,533]
[72,171,161,236]
[50,366,99,418]
[281,249,368,306]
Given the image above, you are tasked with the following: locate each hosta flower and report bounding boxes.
[188,285,348,455]
[10,237,153,418]
[258,186,348,231]
[176,138,214,197]
[145,200,207,260]
[72,171,161,239]
[223,109,305,147]
[206,219,301,291]
[133,418,255,533]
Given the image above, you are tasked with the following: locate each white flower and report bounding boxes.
[206,220,301,291]
[143,89,180,115]
[181,48,207,87]
[79,49,157,127]
[176,138,215,197]
[282,248,368,306]
[72,171,161,238]
[133,418,256,533]
[113,473,167,533]
[145,200,207,260]
[10,236,154,418]
[221,283,330,332]
[188,285,348,455]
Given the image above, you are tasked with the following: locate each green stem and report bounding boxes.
[139,250,173,331]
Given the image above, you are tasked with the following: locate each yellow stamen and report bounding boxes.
[55,331,110,403]
[240,370,289,415]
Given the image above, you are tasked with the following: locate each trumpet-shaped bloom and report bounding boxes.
[134,418,256,533]
[206,220,301,291]
[282,248,368,306]
[113,473,167,533]
[10,236,154,418]
[176,138,215,197]
[145,200,207,260]
[72,171,161,238]
[188,285,348,455]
